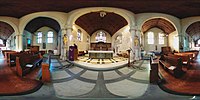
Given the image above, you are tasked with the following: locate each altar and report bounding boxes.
[88,50,113,59]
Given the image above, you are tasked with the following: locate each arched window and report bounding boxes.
[159,33,164,44]
[147,32,154,44]
[47,31,53,43]
[95,31,106,42]
[0,39,3,45]
[37,32,42,43]
[77,29,82,41]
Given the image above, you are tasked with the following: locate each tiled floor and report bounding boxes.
[0,51,199,100]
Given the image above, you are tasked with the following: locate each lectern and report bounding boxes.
[68,46,78,61]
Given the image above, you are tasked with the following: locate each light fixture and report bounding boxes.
[100,11,106,17]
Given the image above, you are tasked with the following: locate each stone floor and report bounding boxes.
[0,54,198,100]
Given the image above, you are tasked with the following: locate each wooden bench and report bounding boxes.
[8,52,29,67]
[150,56,159,84]
[174,51,199,62]
[159,55,185,78]
[168,54,191,69]
[16,53,43,77]
[2,50,15,57]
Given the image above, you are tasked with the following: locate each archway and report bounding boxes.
[23,17,61,54]
[0,21,15,50]
[186,21,200,50]
[141,18,177,57]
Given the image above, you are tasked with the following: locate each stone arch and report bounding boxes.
[138,14,180,51]
[136,13,180,34]
[66,7,135,29]
[182,17,200,34]
[19,11,66,34]
[0,17,19,34]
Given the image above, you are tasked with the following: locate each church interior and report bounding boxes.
[0,0,200,100]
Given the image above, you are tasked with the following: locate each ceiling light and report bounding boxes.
[100,11,106,17]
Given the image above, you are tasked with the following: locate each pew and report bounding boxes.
[4,51,16,59]
[168,54,191,69]
[150,56,159,84]
[159,55,185,78]
[16,53,43,77]
[2,50,14,57]
[8,52,29,67]
[174,51,198,62]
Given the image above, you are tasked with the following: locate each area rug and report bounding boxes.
[0,63,43,96]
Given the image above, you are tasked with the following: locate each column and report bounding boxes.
[15,34,23,51]
[66,27,73,60]
[60,27,73,60]
[129,26,141,61]
[136,29,141,60]
[57,30,61,55]
[60,29,66,60]
[129,27,136,61]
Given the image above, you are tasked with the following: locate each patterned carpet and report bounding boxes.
[78,56,128,64]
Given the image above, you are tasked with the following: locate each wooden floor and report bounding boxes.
[158,51,200,95]
[0,51,42,95]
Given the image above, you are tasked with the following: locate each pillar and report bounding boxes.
[16,34,23,51]
[129,27,136,61]
[129,26,141,61]
[60,29,66,60]
[60,27,73,60]
[66,27,73,60]
[57,30,61,55]
[136,29,141,60]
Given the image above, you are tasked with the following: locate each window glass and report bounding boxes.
[47,31,53,43]
[95,31,106,42]
[147,32,154,44]
[159,33,164,44]
[37,32,42,43]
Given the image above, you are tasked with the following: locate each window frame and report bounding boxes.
[147,32,154,44]
[77,29,82,41]
[37,32,42,44]
[158,33,165,44]
[47,31,54,43]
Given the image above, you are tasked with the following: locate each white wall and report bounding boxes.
[71,24,90,51]
[144,28,168,52]
[32,26,58,51]
[112,26,131,54]
[6,33,16,50]
[23,30,32,50]
[168,31,179,51]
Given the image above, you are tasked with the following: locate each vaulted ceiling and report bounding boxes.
[75,12,128,36]
[25,17,60,33]
[0,0,200,19]
[0,22,14,40]
[142,18,176,34]
[186,21,200,42]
